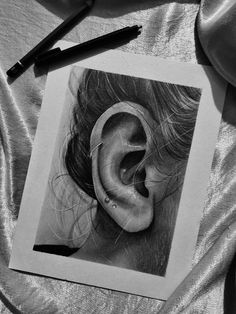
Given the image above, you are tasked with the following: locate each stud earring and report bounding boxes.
[112,204,117,209]
[104,197,110,203]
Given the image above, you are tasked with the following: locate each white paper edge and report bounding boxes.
[9,41,227,300]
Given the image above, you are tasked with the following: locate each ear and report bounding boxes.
[90,102,168,232]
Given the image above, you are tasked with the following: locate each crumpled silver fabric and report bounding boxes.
[1,0,236,313]
[198,0,236,87]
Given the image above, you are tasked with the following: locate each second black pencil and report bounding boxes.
[35,25,142,67]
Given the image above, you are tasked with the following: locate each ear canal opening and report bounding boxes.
[120,151,149,198]
[134,168,149,198]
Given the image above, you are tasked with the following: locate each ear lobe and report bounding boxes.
[90,102,161,232]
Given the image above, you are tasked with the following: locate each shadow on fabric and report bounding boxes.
[36,0,199,19]
[224,253,236,313]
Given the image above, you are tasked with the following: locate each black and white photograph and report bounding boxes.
[9,45,226,300]
[34,65,201,277]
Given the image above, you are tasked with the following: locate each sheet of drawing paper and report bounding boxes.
[9,42,227,300]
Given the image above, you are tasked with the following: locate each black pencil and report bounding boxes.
[6,0,94,78]
[35,25,142,67]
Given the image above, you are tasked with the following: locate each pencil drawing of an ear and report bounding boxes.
[90,102,166,232]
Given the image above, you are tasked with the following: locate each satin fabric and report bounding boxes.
[1,0,236,313]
